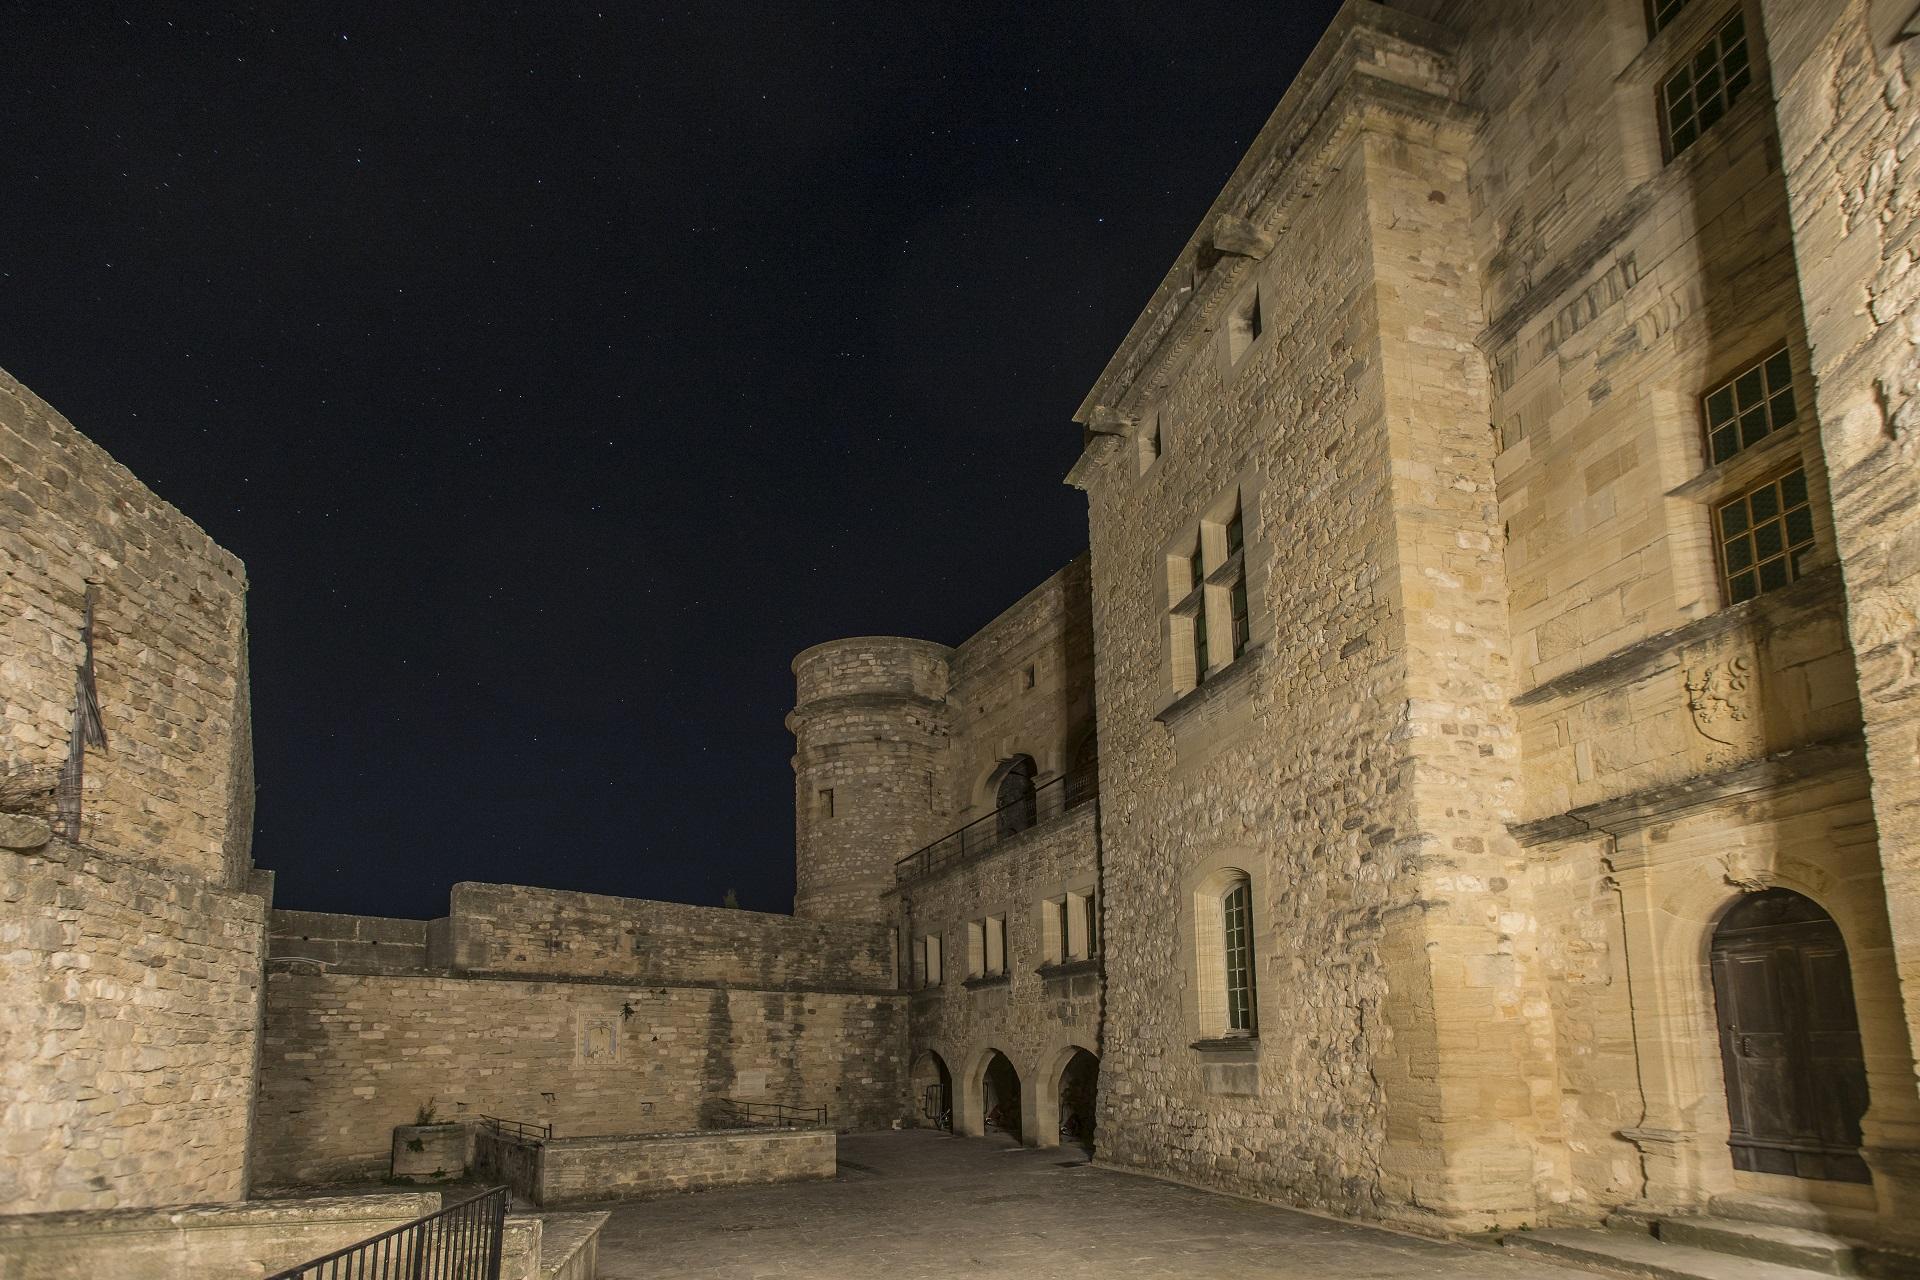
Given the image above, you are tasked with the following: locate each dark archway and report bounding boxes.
[910,1051,952,1131]
[1711,888,1870,1183]
[1057,1048,1099,1151]
[982,1050,1022,1140]
[994,756,1037,837]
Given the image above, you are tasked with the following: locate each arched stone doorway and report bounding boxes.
[909,1051,952,1131]
[1057,1048,1099,1151]
[994,757,1037,837]
[1711,889,1870,1183]
[982,1050,1023,1141]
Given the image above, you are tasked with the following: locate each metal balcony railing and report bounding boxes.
[895,763,1097,883]
[265,1186,508,1280]
[709,1098,827,1128]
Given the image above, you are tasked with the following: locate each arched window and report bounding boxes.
[1221,877,1256,1035]
[995,756,1037,837]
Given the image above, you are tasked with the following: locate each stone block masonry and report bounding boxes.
[477,1126,835,1206]
[0,367,253,888]
[0,839,268,1213]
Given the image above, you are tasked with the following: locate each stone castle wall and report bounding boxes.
[438,882,895,989]
[253,969,902,1188]
[901,802,1100,1143]
[941,555,1098,819]
[1,367,253,887]
[0,839,266,1214]
[789,637,953,924]
[0,372,265,1216]
[253,881,906,1189]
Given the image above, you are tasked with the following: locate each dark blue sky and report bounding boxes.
[0,2,1342,917]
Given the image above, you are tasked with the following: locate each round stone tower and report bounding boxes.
[788,636,953,926]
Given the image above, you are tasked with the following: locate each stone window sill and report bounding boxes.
[1156,643,1263,731]
[1190,1036,1259,1060]
[1036,957,1099,981]
[963,973,1010,991]
[1665,421,1807,503]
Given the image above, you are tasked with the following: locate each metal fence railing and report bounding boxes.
[264,1186,509,1280]
[894,764,1097,883]
[709,1098,827,1128]
[480,1115,552,1143]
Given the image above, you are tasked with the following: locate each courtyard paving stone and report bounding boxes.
[591,1129,1596,1278]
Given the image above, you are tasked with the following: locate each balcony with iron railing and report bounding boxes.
[894,763,1098,884]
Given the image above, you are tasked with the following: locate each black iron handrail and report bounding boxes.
[480,1115,552,1143]
[710,1098,827,1128]
[895,764,1097,883]
[265,1186,508,1280]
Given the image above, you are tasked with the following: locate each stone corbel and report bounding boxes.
[1209,214,1274,261]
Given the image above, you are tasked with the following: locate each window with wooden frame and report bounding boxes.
[1221,878,1257,1035]
[1717,468,1815,604]
[1660,10,1751,159]
[1169,496,1253,693]
[1646,0,1694,36]
[1704,347,1797,466]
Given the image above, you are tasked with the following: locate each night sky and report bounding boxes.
[2,3,1343,918]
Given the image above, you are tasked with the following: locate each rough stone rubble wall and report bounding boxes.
[901,803,1100,1137]
[0,840,266,1213]
[0,367,252,886]
[252,969,903,1188]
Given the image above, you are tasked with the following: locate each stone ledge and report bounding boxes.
[1156,644,1265,731]
[1512,567,1843,708]
[1190,1036,1260,1060]
[962,973,1010,991]
[1508,737,1865,847]
[1036,958,1100,981]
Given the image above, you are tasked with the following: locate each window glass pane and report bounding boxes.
[1226,510,1244,555]
[1758,557,1790,592]
[1734,368,1765,410]
[1725,537,1753,572]
[1781,468,1809,508]
[1730,571,1758,603]
[1765,349,1793,388]
[1706,386,1736,425]
[1754,519,1784,560]
[1785,505,1814,548]
[1750,485,1779,522]
[1711,426,1738,464]
[1222,881,1256,1034]
[1720,500,1748,537]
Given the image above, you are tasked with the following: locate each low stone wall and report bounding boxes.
[0,1191,439,1280]
[269,909,430,973]
[254,968,903,1189]
[476,1126,836,1207]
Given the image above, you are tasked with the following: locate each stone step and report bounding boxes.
[1654,1216,1862,1274]
[1709,1193,1880,1237]
[1504,1228,1849,1280]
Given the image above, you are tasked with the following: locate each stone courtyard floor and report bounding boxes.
[590,1129,1599,1279]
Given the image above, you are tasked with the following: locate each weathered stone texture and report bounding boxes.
[270,908,430,974]
[479,1126,835,1206]
[252,969,903,1189]
[0,367,253,886]
[0,839,266,1214]
[900,803,1100,1142]
[440,882,894,990]
[0,1191,440,1280]
[789,637,953,924]
[1758,0,1920,1147]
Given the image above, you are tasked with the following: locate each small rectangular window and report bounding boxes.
[1137,416,1162,474]
[1229,288,1263,362]
[1064,890,1092,960]
[986,915,1006,975]
[817,788,834,818]
[1023,664,1036,690]
[1646,0,1693,35]
[1225,506,1244,557]
[1043,896,1068,965]
[1704,347,1797,465]
[1193,610,1210,684]
[1084,892,1099,956]
[1189,543,1206,594]
[1717,468,1815,605]
[1661,10,1750,159]
[922,934,942,987]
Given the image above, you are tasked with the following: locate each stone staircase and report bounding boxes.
[502,1209,609,1280]
[1502,1196,1920,1280]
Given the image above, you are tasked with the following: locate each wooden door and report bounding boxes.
[1711,889,1870,1183]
